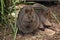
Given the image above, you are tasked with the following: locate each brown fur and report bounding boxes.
[17,3,52,33]
[32,3,52,26]
[16,5,40,33]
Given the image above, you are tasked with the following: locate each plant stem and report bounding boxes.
[12,0,18,40]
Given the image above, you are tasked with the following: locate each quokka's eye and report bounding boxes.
[30,20,33,23]
[25,9,29,13]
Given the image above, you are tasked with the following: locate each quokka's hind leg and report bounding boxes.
[40,15,52,27]
[38,22,45,31]
[39,23,44,29]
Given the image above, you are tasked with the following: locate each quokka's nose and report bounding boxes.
[26,25,30,29]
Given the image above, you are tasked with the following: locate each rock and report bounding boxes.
[44,28,55,36]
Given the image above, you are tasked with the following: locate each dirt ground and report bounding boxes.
[0,3,60,40]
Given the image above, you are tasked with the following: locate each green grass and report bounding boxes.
[0,0,18,40]
[12,0,18,40]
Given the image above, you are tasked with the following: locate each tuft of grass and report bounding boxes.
[49,9,60,25]
[12,0,18,40]
[0,0,18,40]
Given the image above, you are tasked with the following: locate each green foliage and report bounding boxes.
[0,0,18,40]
